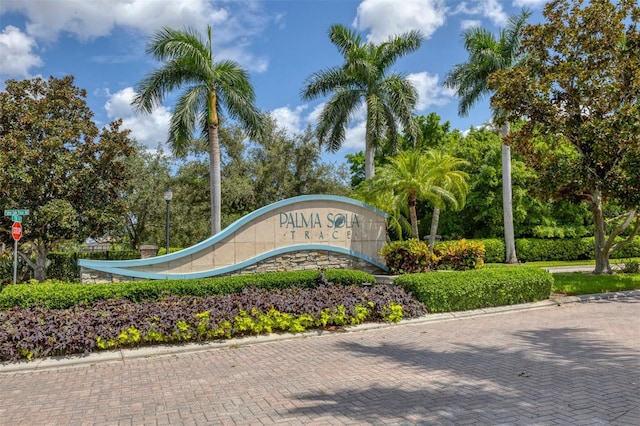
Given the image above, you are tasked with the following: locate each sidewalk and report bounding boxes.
[0,291,638,425]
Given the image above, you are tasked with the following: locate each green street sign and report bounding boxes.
[11,215,22,223]
[4,209,29,216]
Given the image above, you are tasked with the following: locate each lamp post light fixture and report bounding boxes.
[163,187,173,255]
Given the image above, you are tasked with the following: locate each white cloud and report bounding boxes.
[269,105,308,137]
[407,72,455,110]
[307,103,325,126]
[0,25,42,77]
[461,19,481,30]
[353,0,447,43]
[453,0,508,27]
[513,0,548,8]
[0,0,269,71]
[1,0,227,40]
[280,101,367,153]
[104,87,172,150]
[342,121,367,151]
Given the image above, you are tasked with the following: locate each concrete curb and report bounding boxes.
[1,289,639,374]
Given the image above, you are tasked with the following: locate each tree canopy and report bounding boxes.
[133,26,265,236]
[301,24,422,179]
[490,0,640,273]
[0,76,135,280]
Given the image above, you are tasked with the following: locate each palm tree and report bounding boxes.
[132,26,264,235]
[443,10,530,263]
[355,182,412,240]
[301,24,423,179]
[366,150,460,240]
[424,150,469,252]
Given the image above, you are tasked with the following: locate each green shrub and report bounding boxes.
[532,225,589,239]
[0,269,375,309]
[515,238,593,262]
[47,250,140,281]
[612,237,640,259]
[473,239,504,263]
[394,266,553,313]
[435,239,485,271]
[380,239,440,274]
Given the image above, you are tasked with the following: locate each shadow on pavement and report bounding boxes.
[287,306,640,424]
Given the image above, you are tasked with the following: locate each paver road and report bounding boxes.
[1,297,639,425]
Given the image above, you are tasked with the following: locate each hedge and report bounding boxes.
[0,269,375,310]
[394,266,553,313]
[47,250,140,281]
[465,236,640,263]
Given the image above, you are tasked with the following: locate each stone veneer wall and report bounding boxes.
[80,250,385,283]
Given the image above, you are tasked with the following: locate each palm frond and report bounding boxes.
[329,24,362,57]
[167,85,208,157]
[316,88,361,152]
[213,60,265,140]
[147,27,210,64]
[378,29,424,72]
[301,67,354,100]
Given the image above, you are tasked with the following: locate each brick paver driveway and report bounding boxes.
[1,297,639,425]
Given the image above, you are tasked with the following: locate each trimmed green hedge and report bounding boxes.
[0,269,375,310]
[47,250,140,281]
[394,266,553,313]
[467,236,640,263]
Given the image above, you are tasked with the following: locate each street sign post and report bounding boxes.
[11,222,22,285]
[3,210,29,284]
[12,222,22,241]
[4,209,29,216]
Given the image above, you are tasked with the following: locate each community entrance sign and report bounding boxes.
[79,195,389,283]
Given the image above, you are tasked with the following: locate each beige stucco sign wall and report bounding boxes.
[79,195,388,282]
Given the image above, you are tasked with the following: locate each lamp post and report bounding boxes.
[163,187,173,255]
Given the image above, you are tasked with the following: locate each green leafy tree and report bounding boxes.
[424,151,469,251]
[301,24,422,179]
[490,0,640,274]
[0,76,135,281]
[133,26,265,236]
[115,144,172,250]
[250,117,350,208]
[358,150,460,240]
[167,160,211,247]
[444,9,531,263]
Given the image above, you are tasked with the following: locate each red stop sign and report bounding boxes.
[12,222,22,241]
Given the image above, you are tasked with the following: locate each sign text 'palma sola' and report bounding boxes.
[279,211,360,240]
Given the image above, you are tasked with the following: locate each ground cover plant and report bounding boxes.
[0,269,374,309]
[0,284,426,362]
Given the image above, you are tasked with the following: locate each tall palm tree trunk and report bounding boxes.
[209,123,221,235]
[428,206,441,252]
[501,122,518,263]
[365,129,375,179]
[208,92,221,235]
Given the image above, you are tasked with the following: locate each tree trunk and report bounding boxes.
[365,126,375,179]
[591,188,612,274]
[501,123,518,264]
[208,92,221,235]
[209,123,221,235]
[408,192,419,239]
[18,242,50,282]
[428,206,441,252]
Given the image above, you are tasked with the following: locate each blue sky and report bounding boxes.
[0,0,548,165]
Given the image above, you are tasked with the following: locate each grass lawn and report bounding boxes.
[524,258,640,268]
[551,272,640,296]
[487,259,640,296]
